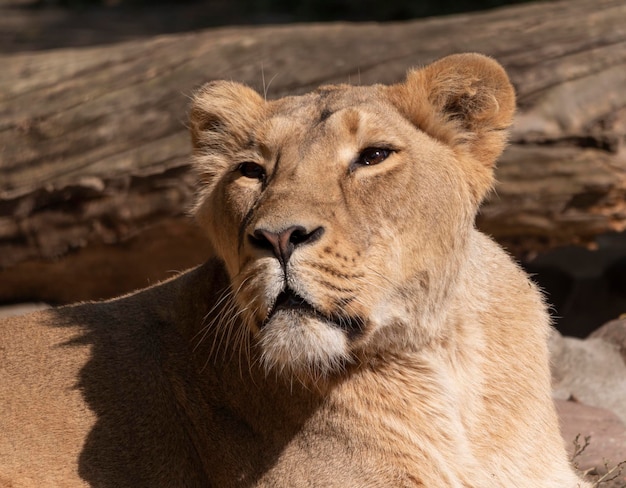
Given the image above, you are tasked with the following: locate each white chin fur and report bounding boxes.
[257,312,350,379]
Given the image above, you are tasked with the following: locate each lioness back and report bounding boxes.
[0,54,589,487]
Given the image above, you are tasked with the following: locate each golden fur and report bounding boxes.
[0,54,589,487]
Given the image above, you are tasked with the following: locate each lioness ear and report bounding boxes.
[189,80,264,151]
[389,53,515,166]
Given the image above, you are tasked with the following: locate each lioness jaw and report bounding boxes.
[0,53,589,487]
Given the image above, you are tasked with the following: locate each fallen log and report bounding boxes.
[1,0,625,303]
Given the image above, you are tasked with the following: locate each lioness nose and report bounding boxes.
[250,225,324,266]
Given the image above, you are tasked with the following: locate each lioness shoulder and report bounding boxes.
[0,53,589,487]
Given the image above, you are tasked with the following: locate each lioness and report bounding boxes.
[0,53,589,487]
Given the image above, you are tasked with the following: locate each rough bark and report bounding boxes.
[1,0,626,303]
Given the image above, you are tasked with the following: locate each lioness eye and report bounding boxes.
[238,162,265,180]
[355,147,391,167]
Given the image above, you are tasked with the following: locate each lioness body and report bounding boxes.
[0,54,588,487]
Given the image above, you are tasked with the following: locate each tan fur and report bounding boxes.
[0,54,589,487]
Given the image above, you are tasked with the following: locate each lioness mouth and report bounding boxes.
[272,289,313,314]
[263,288,363,336]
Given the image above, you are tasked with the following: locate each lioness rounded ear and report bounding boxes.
[389,53,516,166]
[190,80,264,151]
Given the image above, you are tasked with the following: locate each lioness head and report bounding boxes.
[190,53,515,380]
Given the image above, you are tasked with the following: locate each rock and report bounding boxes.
[591,318,626,363]
[550,329,626,424]
[557,399,626,485]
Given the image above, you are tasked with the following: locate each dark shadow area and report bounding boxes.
[523,231,626,338]
[2,0,535,53]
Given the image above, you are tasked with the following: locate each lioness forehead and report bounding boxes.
[258,84,398,152]
[270,84,387,120]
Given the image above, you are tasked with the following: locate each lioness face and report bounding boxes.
[191,54,515,379]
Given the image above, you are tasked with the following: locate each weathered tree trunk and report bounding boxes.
[1,0,625,303]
